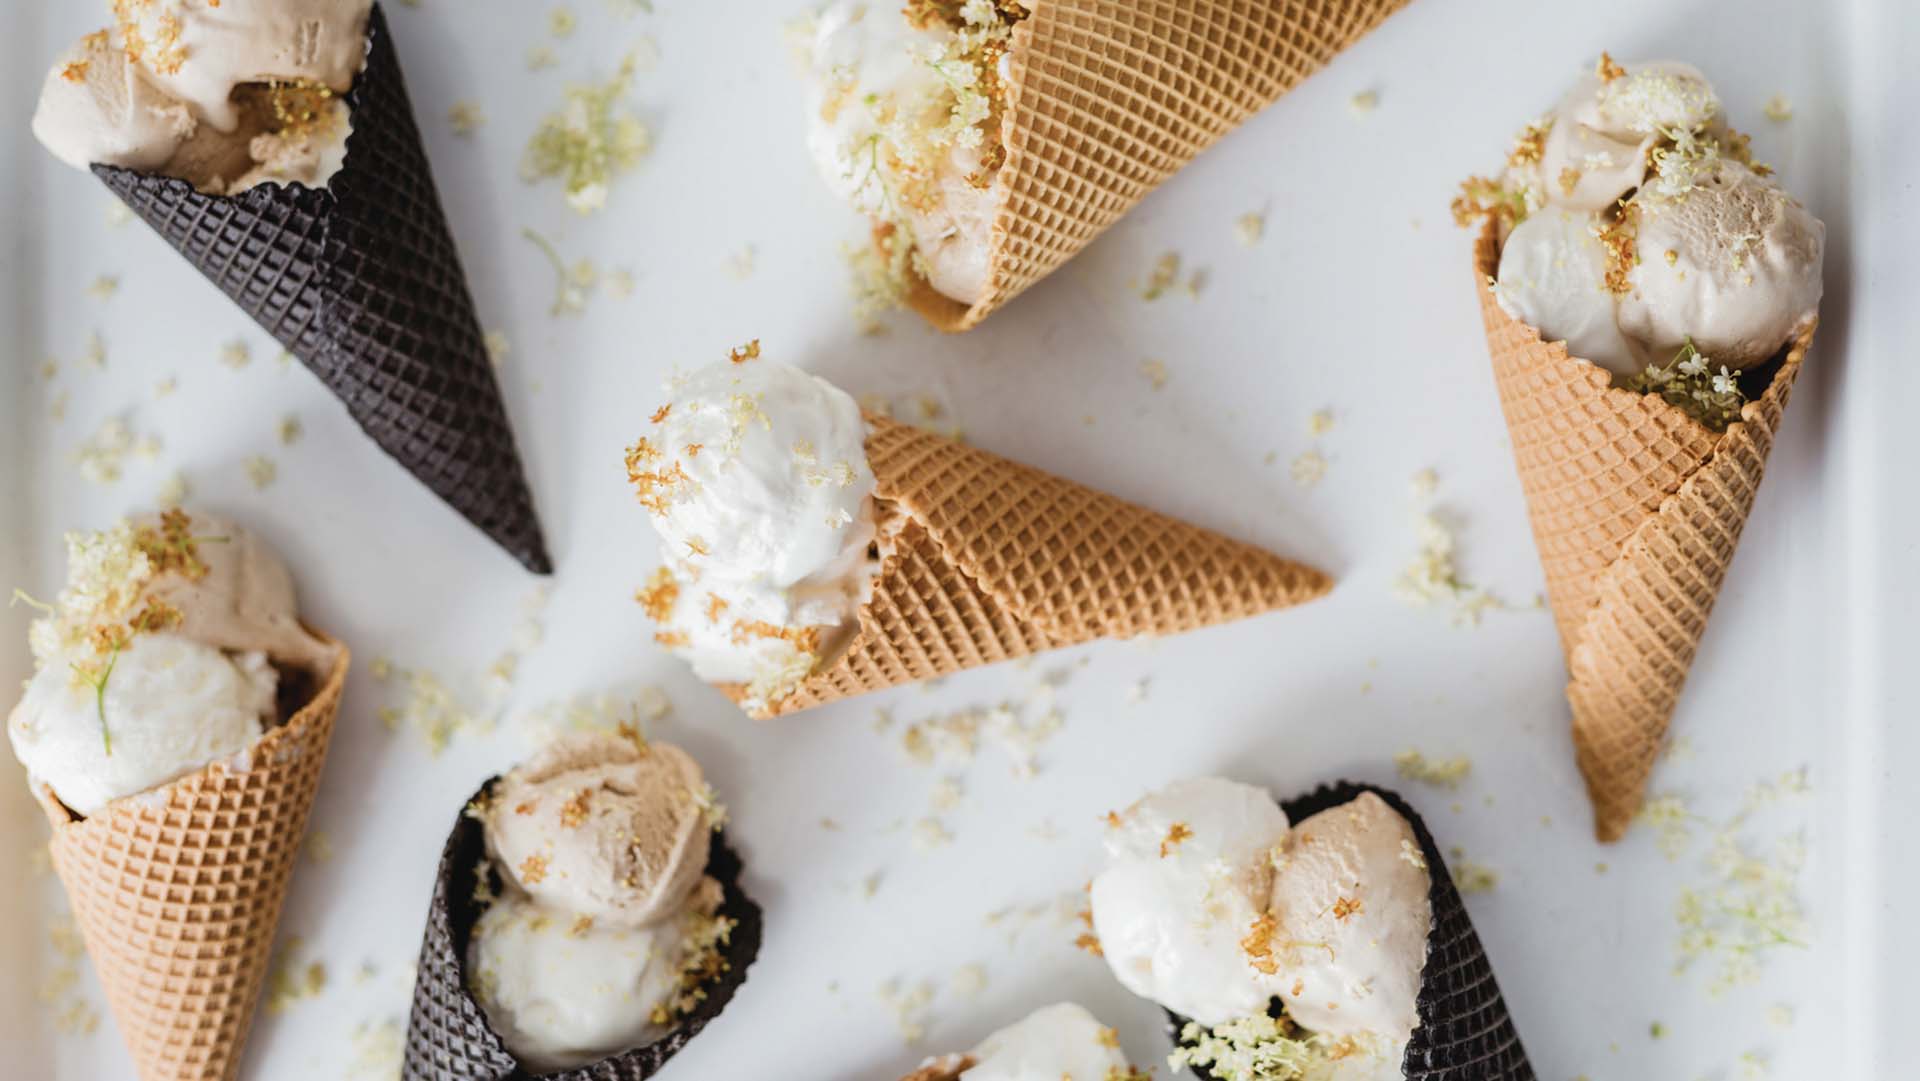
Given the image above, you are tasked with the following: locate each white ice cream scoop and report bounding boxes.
[644,357,876,595]
[633,355,878,705]
[957,1002,1130,1081]
[466,888,706,1072]
[1088,776,1291,1026]
[7,633,275,817]
[1619,159,1825,370]
[1494,206,1644,376]
[1267,792,1432,1046]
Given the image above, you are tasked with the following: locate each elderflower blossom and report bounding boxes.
[1171,1016,1388,1081]
[522,53,652,213]
[26,523,152,667]
[1630,341,1749,430]
[1669,771,1811,997]
[1394,511,1508,626]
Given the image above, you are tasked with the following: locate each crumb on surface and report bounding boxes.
[1394,749,1471,788]
[1449,854,1497,894]
[448,100,485,135]
[484,329,511,366]
[264,938,327,1015]
[244,455,277,490]
[1235,211,1264,247]
[1290,450,1327,488]
[1139,252,1181,300]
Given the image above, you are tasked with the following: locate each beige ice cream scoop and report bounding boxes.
[138,512,337,678]
[32,31,198,173]
[485,732,713,929]
[116,0,373,132]
[32,0,371,193]
[1619,159,1825,369]
[1267,791,1432,1044]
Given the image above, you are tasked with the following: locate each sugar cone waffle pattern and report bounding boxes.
[904,0,1412,330]
[1472,220,1811,841]
[400,783,761,1081]
[93,6,551,574]
[35,639,350,1081]
[1170,782,1537,1081]
[725,414,1331,717]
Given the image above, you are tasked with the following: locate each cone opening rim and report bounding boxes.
[87,4,398,205]
[31,627,349,827]
[1473,216,1812,441]
[714,415,1047,719]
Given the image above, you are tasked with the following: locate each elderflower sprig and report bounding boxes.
[522,53,652,213]
[20,510,216,753]
[1171,1015,1382,1081]
[1629,340,1750,430]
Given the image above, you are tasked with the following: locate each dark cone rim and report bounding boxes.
[404,775,761,1080]
[1163,781,1535,1081]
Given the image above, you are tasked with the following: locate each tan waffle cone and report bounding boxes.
[36,639,350,1081]
[904,0,1413,331]
[724,415,1331,717]
[1472,219,1810,842]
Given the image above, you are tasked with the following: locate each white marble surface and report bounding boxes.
[2,0,1914,1078]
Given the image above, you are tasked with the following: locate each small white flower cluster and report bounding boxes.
[26,523,151,668]
[1602,69,1720,137]
[1630,341,1748,429]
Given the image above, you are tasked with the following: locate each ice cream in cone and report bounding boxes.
[793,0,1414,331]
[31,3,552,573]
[1458,56,1823,840]
[626,346,1331,718]
[1084,776,1535,1079]
[9,511,348,1081]
[400,734,760,1081]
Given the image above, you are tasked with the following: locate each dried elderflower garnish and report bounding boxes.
[1172,1015,1390,1081]
[17,511,217,752]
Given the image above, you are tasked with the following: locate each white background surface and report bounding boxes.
[3,1,1915,1079]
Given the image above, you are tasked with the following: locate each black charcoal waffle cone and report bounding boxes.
[93,5,551,574]
[401,778,761,1081]
[1167,782,1536,1081]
